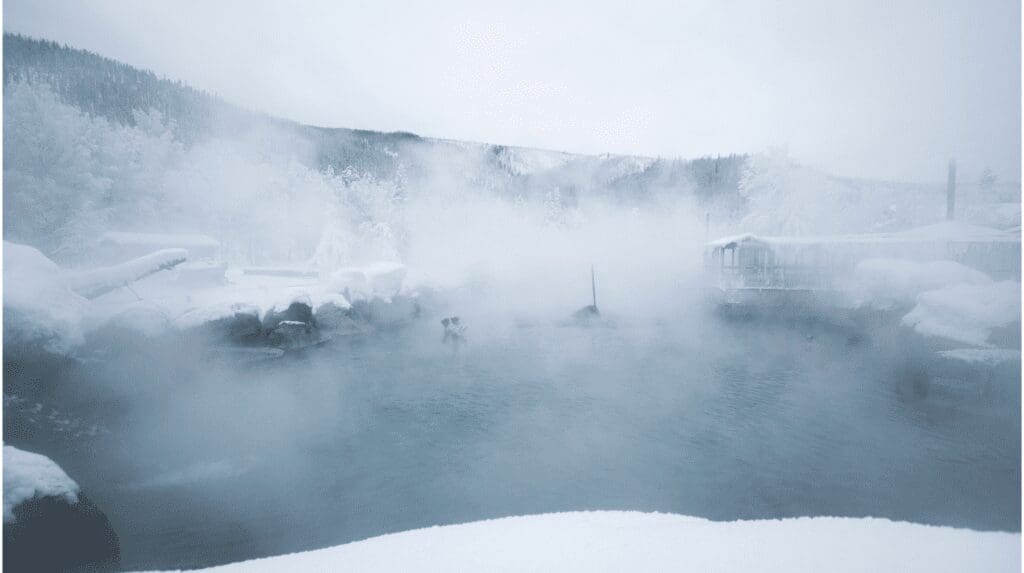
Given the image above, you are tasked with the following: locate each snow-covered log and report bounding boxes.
[67,248,188,299]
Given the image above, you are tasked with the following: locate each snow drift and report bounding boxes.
[902,280,1021,347]
[3,242,88,352]
[138,511,1020,573]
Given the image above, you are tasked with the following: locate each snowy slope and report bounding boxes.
[140,511,1020,573]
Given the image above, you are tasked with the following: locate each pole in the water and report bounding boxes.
[572,265,601,323]
[591,264,597,309]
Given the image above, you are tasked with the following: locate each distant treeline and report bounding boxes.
[3,32,748,204]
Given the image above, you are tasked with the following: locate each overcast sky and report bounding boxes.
[4,0,1020,183]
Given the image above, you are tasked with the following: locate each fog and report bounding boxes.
[2,11,1020,572]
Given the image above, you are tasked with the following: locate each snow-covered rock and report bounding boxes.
[135,511,1019,573]
[314,300,368,335]
[902,280,1021,347]
[261,298,315,331]
[4,445,120,571]
[3,445,79,522]
[175,302,262,343]
[266,320,325,350]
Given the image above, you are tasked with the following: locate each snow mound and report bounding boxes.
[853,258,993,309]
[87,301,173,338]
[136,511,1020,573]
[3,242,87,352]
[175,302,261,331]
[3,445,79,523]
[902,280,1021,347]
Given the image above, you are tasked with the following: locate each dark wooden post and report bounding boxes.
[946,159,956,221]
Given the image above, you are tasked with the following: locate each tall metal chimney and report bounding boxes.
[946,159,956,220]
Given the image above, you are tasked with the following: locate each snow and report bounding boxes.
[902,280,1021,347]
[90,301,174,337]
[852,258,994,309]
[135,511,1020,573]
[67,248,188,299]
[3,242,87,352]
[2,241,187,348]
[3,445,80,523]
[82,252,191,298]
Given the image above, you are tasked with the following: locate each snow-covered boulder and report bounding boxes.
[3,446,79,522]
[262,298,315,332]
[315,299,370,336]
[3,242,87,353]
[4,445,120,571]
[175,302,262,343]
[266,320,326,350]
[902,280,1021,347]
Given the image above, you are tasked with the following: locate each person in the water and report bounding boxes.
[442,316,466,344]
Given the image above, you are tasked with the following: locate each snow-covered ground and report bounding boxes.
[138,511,1020,572]
[3,445,80,522]
[902,280,1021,347]
[852,257,1021,347]
[3,240,417,349]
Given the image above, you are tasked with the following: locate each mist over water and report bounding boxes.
[6,293,1019,569]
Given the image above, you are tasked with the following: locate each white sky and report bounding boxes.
[4,0,1021,183]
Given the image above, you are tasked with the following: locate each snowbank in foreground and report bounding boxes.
[3,445,79,523]
[142,511,1020,573]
